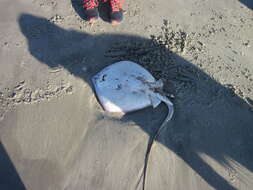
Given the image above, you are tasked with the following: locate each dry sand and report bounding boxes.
[0,0,253,190]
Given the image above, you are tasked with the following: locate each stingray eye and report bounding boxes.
[100,74,107,82]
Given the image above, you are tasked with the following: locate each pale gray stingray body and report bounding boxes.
[92,61,174,190]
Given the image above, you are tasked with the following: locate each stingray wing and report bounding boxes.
[92,61,161,113]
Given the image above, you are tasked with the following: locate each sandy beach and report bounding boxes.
[0,0,253,189]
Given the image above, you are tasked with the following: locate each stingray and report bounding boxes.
[92,61,174,190]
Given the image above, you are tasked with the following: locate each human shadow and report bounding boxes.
[0,142,26,190]
[239,0,253,9]
[18,14,253,190]
[71,0,112,23]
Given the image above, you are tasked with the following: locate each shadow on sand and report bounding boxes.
[0,142,26,190]
[239,0,253,9]
[18,13,253,190]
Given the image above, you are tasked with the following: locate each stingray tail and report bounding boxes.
[154,93,174,139]
[142,94,174,190]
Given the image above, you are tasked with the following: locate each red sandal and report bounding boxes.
[83,0,99,23]
[109,0,124,25]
